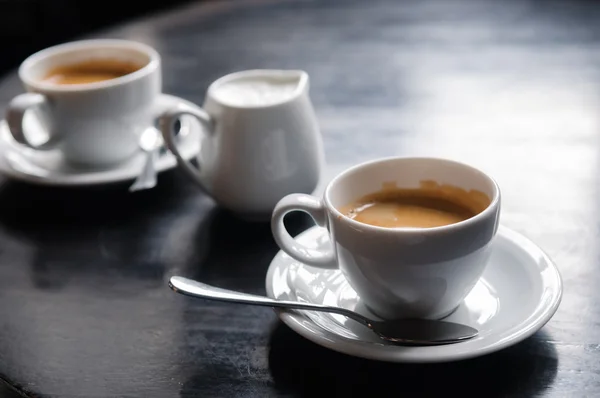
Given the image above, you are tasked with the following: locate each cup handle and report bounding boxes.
[6,93,59,150]
[157,102,214,187]
[271,193,338,269]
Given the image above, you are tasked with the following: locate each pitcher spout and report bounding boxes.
[272,69,308,98]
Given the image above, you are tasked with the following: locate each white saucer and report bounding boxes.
[0,94,200,186]
[265,225,562,363]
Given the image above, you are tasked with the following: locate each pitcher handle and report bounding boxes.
[158,102,214,186]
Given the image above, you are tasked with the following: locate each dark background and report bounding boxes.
[0,0,196,76]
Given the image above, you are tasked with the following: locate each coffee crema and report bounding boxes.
[42,59,143,85]
[340,181,491,229]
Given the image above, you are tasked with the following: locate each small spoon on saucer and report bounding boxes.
[169,276,478,346]
[129,119,188,192]
[129,127,162,192]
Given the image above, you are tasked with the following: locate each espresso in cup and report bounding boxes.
[271,157,501,320]
[5,39,176,167]
[340,181,491,228]
[42,59,143,85]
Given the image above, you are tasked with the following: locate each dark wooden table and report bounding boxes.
[0,0,596,396]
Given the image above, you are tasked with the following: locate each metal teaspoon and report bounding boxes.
[129,127,162,192]
[168,276,478,346]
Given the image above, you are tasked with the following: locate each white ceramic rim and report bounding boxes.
[18,39,161,93]
[265,225,563,363]
[323,156,501,234]
[206,69,308,109]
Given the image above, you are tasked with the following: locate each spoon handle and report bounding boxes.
[129,149,158,192]
[168,276,370,326]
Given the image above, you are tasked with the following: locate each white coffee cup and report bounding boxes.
[271,157,501,320]
[5,39,183,167]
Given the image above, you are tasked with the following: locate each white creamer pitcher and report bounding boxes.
[159,69,325,220]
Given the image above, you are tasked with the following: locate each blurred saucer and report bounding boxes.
[0,94,200,187]
[266,225,562,363]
